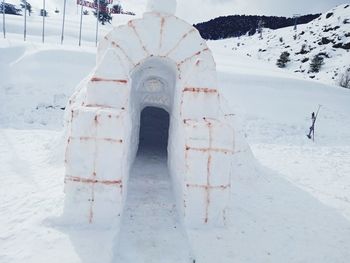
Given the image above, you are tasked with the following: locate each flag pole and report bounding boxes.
[24,0,27,41]
[2,0,5,39]
[95,0,100,47]
[42,0,45,43]
[61,0,67,44]
[78,3,83,46]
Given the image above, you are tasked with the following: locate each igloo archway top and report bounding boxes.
[64,5,235,229]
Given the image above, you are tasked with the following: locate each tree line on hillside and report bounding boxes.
[194,14,320,40]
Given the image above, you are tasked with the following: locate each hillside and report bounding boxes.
[215,4,350,87]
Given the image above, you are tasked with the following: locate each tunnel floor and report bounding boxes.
[114,153,192,262]
[114,107,192,261]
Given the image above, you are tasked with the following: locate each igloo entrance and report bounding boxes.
[129,56,176,160]
[137,106,170,155]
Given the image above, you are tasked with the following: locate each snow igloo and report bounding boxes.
[63,4,235,228]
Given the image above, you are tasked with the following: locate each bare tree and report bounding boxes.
[257,19,264,39]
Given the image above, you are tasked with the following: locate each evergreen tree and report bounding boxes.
[0,2,21,15]
[94,0,112,25]
[112,3,122,14]
[276,51,291,68]
[309,54,325,73]
[20,0,32,16]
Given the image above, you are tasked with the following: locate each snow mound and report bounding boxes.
[146,0,177,15]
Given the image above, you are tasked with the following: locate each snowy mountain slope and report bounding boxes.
[1,4,350,263]
[222,4,350,87]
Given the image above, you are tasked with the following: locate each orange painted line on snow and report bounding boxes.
[183,87,217,93]
[185,145,233,154]
[91,77,128,84]
[69,136,123,144]
[65,176,122,186]
[185,183,231,190]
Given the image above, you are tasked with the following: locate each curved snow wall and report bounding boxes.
[63,12,235,227]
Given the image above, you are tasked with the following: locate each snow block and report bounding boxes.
[179,119,233,226]
[86,80,129,109]
[181,87,220,120]
[94,49,129,80]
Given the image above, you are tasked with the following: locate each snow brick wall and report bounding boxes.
[63,5,235,228]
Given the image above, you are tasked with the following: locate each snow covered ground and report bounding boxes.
[1,6,350,263]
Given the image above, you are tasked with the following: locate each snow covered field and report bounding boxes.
[1,6,350,263]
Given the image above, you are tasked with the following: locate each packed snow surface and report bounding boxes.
[1,4,350,263]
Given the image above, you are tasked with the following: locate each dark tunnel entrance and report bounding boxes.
[137,106,170,156]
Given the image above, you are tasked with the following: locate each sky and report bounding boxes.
[7,0,346,24]
[121,0,348,23]
[177,0,348,23]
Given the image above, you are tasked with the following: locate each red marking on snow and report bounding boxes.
[91,77,128,84]
[159,17,165,49]
[186,183,231,190]
[85,104,115,109]
[165,28,196,56]
[74,137,123,144]
[110,41,136,67]
[205,119,213,224]
[177,47,210,67]
[183,87,217,93]
[65,176,122,186]
[185,146,232,154]
[128,20,149,55]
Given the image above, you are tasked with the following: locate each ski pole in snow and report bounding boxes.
[61,0,67,44]
[95,0,100,47]
[2,0,5,39]
[23,0,27,41]
[307,105,321,141]
[42,0,45,43]
[78,3,83,46]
